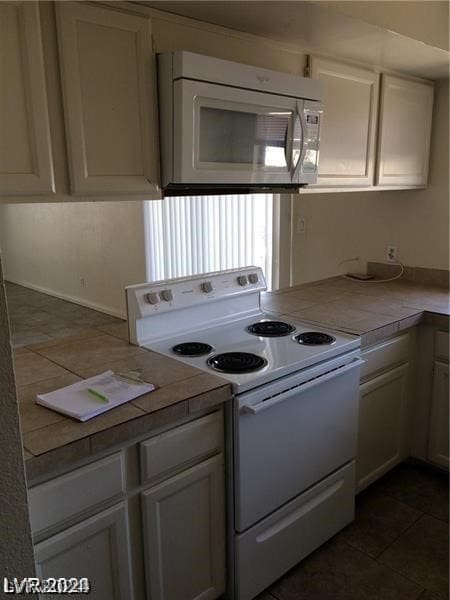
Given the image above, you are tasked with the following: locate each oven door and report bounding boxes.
[173,79,320,186]
[234,356,364,532]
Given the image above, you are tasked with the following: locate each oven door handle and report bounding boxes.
[241,358,365,415]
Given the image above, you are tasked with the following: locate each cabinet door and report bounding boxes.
[0,1,54,195]
[309,57,379,187]
[34,503,134,600]
[357,363,409,491]
[428,361,449,468]
[141,455,226,600]
[377,75,433,186]
[56,2,159,196]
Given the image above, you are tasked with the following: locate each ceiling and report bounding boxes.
[141,1,450,79]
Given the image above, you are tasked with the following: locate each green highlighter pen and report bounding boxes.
[87,388,109,403]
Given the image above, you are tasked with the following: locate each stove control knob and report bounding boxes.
[201,281,213,293]
[145,292,160,305]
[248,273,259,284]
[237,275,248,286]
[160,289,173,302]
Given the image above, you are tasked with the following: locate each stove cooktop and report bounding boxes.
[146,313,360,393]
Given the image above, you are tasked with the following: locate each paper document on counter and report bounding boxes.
[36,370,155,422]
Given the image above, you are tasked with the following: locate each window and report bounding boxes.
[144,194,276,289]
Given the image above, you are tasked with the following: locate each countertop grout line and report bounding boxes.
[18,345,98,382]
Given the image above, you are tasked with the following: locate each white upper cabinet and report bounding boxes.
[308,57,435,191]
[0,1,54,196]
[56,2,160,196]
[376,75,434,187]
[309,57,379,188]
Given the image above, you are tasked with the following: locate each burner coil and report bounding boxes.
[247,320,295,337]
[208,352,267,373]
[172,342,213,356]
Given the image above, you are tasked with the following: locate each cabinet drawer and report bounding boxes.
[140,411,223,485]
[29,452,126,537]
[361,332,410,380]
[435,331,449,361]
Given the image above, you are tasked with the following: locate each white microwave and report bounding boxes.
[157,51,323,195]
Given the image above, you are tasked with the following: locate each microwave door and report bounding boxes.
[174,79,297,186]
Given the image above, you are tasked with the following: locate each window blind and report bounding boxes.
[144,194,274,289]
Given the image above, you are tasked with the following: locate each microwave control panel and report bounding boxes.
[302,101,322,174]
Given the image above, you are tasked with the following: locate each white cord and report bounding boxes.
[338,257,405,283]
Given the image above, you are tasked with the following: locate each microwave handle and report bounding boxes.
[284,118,293,171]
[289,106,302,178]
[291,100,308,182]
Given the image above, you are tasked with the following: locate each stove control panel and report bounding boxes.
[201,281,213,293]
[126,267,267,333]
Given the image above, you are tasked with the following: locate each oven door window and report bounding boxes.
[197,103,292,170]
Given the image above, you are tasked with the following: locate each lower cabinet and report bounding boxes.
[141,454,226,600]
[34,503,134,599]
[29,409,226,600]
[428,361,449,468]
[357,363,410,491]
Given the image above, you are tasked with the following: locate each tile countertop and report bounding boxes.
[11,276,449,482]
[261,276,449,347]
[15,329,231,481]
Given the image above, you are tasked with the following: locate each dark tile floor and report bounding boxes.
[258,463,449,600]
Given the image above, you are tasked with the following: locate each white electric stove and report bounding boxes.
[126,267,363,600]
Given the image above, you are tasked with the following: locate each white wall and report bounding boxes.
[0,201,146,317]
[291,78,449,284]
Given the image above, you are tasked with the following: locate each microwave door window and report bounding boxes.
[198,106,291,170]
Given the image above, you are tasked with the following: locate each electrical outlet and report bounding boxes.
[386,245,398,263]
[80,277,86,288]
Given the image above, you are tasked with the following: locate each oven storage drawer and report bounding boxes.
[235,462,355,600]
[235,358,361,531]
